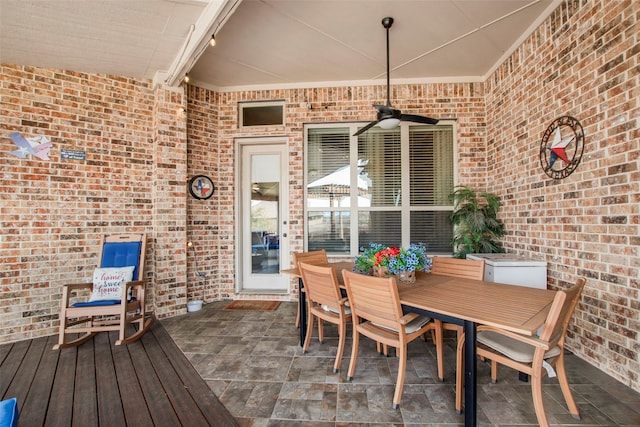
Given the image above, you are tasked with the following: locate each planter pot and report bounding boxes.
[372,265,390,277]
[187,300,203,312]
[395,270,416,284]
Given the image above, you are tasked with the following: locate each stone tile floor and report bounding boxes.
[162,301,640,426]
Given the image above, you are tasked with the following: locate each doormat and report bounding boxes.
[223,300,281,311]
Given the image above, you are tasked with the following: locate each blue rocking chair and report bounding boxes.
[53,233,152,349]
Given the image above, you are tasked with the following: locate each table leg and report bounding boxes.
[298,278,307,347]
[463,320,477,427]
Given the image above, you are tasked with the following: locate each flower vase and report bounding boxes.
[395,270,416,284]
[372,265,390,278]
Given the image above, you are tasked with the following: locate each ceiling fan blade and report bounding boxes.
[400,114,439,125]
[353,120,379,136]
[355,17,440,137]
[373,104,391,112]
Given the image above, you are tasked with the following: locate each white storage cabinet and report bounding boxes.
[466,253,547,289]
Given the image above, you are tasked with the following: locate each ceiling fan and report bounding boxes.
[354,17,439,136]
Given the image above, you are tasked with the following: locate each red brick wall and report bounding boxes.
[152,85,189,317]
[484,0,639,389]
[0,66,189,342]
[184,83,486,301]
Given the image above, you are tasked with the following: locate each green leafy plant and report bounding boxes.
[449,186,505,259]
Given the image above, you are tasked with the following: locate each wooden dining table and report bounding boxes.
[281,261,557,427]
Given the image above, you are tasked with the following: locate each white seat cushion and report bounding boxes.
[477,330,561,363]
[372,315,431,334]
[321,304,351,315]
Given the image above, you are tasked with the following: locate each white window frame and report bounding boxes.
[303,121,458,257]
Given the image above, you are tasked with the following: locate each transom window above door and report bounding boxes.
[304,122,456,257]
[238,100,285,128]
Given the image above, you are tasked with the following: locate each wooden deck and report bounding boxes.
[0,320,238,427]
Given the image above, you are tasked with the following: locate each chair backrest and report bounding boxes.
[431,257,485,280]
[341,270,403,330]
[298,262,343,309]
[98,233,146,281]
[292,249,328,268]
[538,278,585,346]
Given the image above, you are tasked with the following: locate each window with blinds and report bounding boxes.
[305,122,455,256]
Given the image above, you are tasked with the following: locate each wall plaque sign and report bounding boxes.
[539,116,585,179]
[61,149,86,161]
[188,175,214,200]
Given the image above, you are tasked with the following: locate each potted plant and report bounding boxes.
[449,186,505,259]
[354,243,432,283]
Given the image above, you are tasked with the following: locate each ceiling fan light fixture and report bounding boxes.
[352,16,439,137]
[378,117,400,129]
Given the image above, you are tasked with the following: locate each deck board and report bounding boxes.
[110,332,154,426]
[46,339,76,426]
[19,335,59,426]
[75,342,99,426]
[0,320,238,427]
[95,332,125,426]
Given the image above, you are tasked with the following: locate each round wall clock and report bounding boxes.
[539,116,585,179]
[188,175,214,200]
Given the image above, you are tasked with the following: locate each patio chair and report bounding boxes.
[292,249,328,328]
[430,256,485,413]
[297,262,351,372]
[0,398,18,427]
[476,277,585,427]
[53,233,152,349]
[341,270,440,409]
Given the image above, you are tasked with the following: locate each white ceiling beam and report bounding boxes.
[162,0,241,87]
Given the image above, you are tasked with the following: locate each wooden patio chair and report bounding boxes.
[292,249,328,328]
[297,262,351,372]
[476,277,586,427]
[341,269,441,409]
[53,233,152,349]
[430,256,485,413]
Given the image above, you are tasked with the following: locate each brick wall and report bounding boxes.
[152,85,189,318]
[0,66,188,342]
[184,83,486,301]
[484,0,639,389]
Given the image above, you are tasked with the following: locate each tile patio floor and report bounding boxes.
[162,301,640,426]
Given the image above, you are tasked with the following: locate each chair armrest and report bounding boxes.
[124,280,146,290]
[123,280,146,302]
[477,325,550,351]
[399,312,420,325]
[62,282,93,291]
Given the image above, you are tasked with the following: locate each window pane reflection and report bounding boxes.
[357,211,401,248]
[410,211,453,252]
[307,211,350,252]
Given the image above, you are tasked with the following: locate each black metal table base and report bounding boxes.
[298,277,306,347]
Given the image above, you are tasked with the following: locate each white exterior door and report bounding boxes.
[238,140,289,292]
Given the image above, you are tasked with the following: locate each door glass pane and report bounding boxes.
[251,154,280,274]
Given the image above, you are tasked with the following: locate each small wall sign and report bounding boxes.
[539,116,585,179]
[61,149,86,161]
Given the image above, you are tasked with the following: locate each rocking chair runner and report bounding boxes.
[53,233,152,350]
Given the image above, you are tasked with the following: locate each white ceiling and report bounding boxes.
[0,0,560,91]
